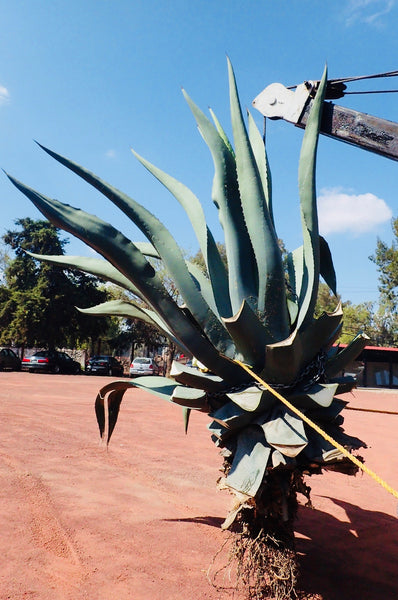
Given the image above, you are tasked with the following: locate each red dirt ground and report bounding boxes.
[0,372,397,600]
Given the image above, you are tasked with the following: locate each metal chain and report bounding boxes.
[207,350,328,402]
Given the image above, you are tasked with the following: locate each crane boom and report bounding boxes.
[253,81,398,161]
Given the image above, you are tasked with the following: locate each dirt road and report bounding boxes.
[0,372,397,600]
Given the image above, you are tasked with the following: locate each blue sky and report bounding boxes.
[1,0,398,305]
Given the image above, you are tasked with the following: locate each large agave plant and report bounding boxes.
[7,59,367,598]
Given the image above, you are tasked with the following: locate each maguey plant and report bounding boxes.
[7,59,367,599]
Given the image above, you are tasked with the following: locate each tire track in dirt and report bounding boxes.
[0,452,86,596]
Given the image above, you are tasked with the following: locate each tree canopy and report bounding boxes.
[370,217,398,346]
[0,218,110,350]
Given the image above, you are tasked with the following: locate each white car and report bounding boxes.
[129,357,160,377]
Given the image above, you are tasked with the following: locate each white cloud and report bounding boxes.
[345,0,395,26]
[0,85,10,105]
[105,149,116,159]
[317,187,392,235]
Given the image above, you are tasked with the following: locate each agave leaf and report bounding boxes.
[208,107,235,156]
[77,298,168,330]
[330,375,357,395]
[289,382,338,410]
[170,360,226,393]
[85,298,190,354]
[296,67,328,330]
[95,378,181,444]
[307,397,348,422]
[222,300,271,367]
[132,148,232,320]
[260,406,308,458]
[303,429,345,463]
[319,236,337,295]
[37,144,234,355]
[247,110,273,228]
[325,333,369,378]
[290,235,337,301]
[207,419,231,442]
[95,380,136,443]
[299,303,343,362]
[129,375,180,400]
[225,425,270,497]
[304,424,365,464]
[26,252,145,299]
[183,89,258,315]
[287,298,299,327]
[271,450,289,468]
[287,246,304,304]
[182,407,191,434]
[171,386,208,411]
[261,329,303,385]
[227,57,289,339]
[133,241,160,259]
[210,401,254,431]
[185,261,219,317]
[259,304,341,386]
[261,304,344,386]
[226,385,276,413]
[6,174,248,383]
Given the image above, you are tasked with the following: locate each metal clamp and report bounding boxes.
[252,81,315,124]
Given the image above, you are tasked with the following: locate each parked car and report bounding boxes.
[85,355,125,376]
[22,350,81,374]
[0,347,21,371]
[130,357,160,377]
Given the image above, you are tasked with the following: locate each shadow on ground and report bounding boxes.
[296,499,398,600]
[164,516,224,528]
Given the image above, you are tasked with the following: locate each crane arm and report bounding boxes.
[253,81,398,161]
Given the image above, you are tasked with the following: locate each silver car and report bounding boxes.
[129,357,160,377]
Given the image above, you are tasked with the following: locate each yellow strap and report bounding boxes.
[234,359,398,501]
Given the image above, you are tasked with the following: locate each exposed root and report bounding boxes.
[209,526,298,599]
[232,526,298,600]
[209,469,318,599]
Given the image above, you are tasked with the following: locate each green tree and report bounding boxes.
[0,218,110,352]
[370,217,398,345]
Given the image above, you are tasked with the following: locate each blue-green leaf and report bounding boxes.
[130,375,180,401]
[183,89,258,315]
[170,360,225,393]
[260,406,307,458]
[132,148,232,320]
[77,300,183,349]
[36,144,234,355]
[289,382,338,409]
[296,67,328,330]
[319,235,337,295]
[325,333,369,378]
[227,58,289,339]
[247,110,273,228]
[171,386,208,411]
[26,252,145,299]
[222,300,271,368]
[95,380,139,443]
[182,407,191,434]
[6,174,248,384]
[208,107,235,155]
[225,425,270,496]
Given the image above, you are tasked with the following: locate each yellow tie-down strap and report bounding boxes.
[234,359,398,502]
